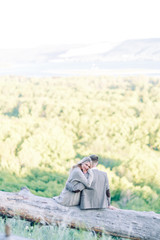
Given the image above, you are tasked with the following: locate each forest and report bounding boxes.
[0,75,160,214]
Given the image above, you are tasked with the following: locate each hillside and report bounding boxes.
[0,75,160,214]
[0,38,160,76]
[103,38,160,61]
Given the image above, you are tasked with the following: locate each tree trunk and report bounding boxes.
[0,188,159,240]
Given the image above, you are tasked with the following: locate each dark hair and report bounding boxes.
[89,154,98,162]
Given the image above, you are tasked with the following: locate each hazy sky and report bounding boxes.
[0,0,160,49]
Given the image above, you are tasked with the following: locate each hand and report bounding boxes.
[108,205,118,210]
[73,190,80,193]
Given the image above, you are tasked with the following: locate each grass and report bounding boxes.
[0,217,127,240]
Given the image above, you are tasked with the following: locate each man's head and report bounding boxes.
[89,154,98,167]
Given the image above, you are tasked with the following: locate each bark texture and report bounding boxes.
[0,188,159,240]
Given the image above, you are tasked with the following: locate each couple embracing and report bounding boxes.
[53,155,116,210]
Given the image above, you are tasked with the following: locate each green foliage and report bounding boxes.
[0,169,67,197]
[0,75,160,213]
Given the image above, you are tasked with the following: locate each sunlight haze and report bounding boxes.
[0,0,160,49]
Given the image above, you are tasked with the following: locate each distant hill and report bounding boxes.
[102,38,160,61]
[0,39,160,76]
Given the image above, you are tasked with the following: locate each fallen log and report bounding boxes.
[0,187,159,240]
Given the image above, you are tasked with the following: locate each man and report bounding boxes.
[66,155,116,210]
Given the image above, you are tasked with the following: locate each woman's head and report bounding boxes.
[80,157,92,174]
[72,156,92,173]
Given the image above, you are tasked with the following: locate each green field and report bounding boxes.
[0,75,160,214]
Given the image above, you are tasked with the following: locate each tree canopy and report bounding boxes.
[0,75,160,213]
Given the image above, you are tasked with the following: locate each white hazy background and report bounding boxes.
[0,0,160,50]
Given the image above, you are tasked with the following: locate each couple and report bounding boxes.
[53,155,116,210]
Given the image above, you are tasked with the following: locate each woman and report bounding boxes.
[53,156,93,206]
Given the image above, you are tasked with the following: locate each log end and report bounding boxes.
[18,187,33,196]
